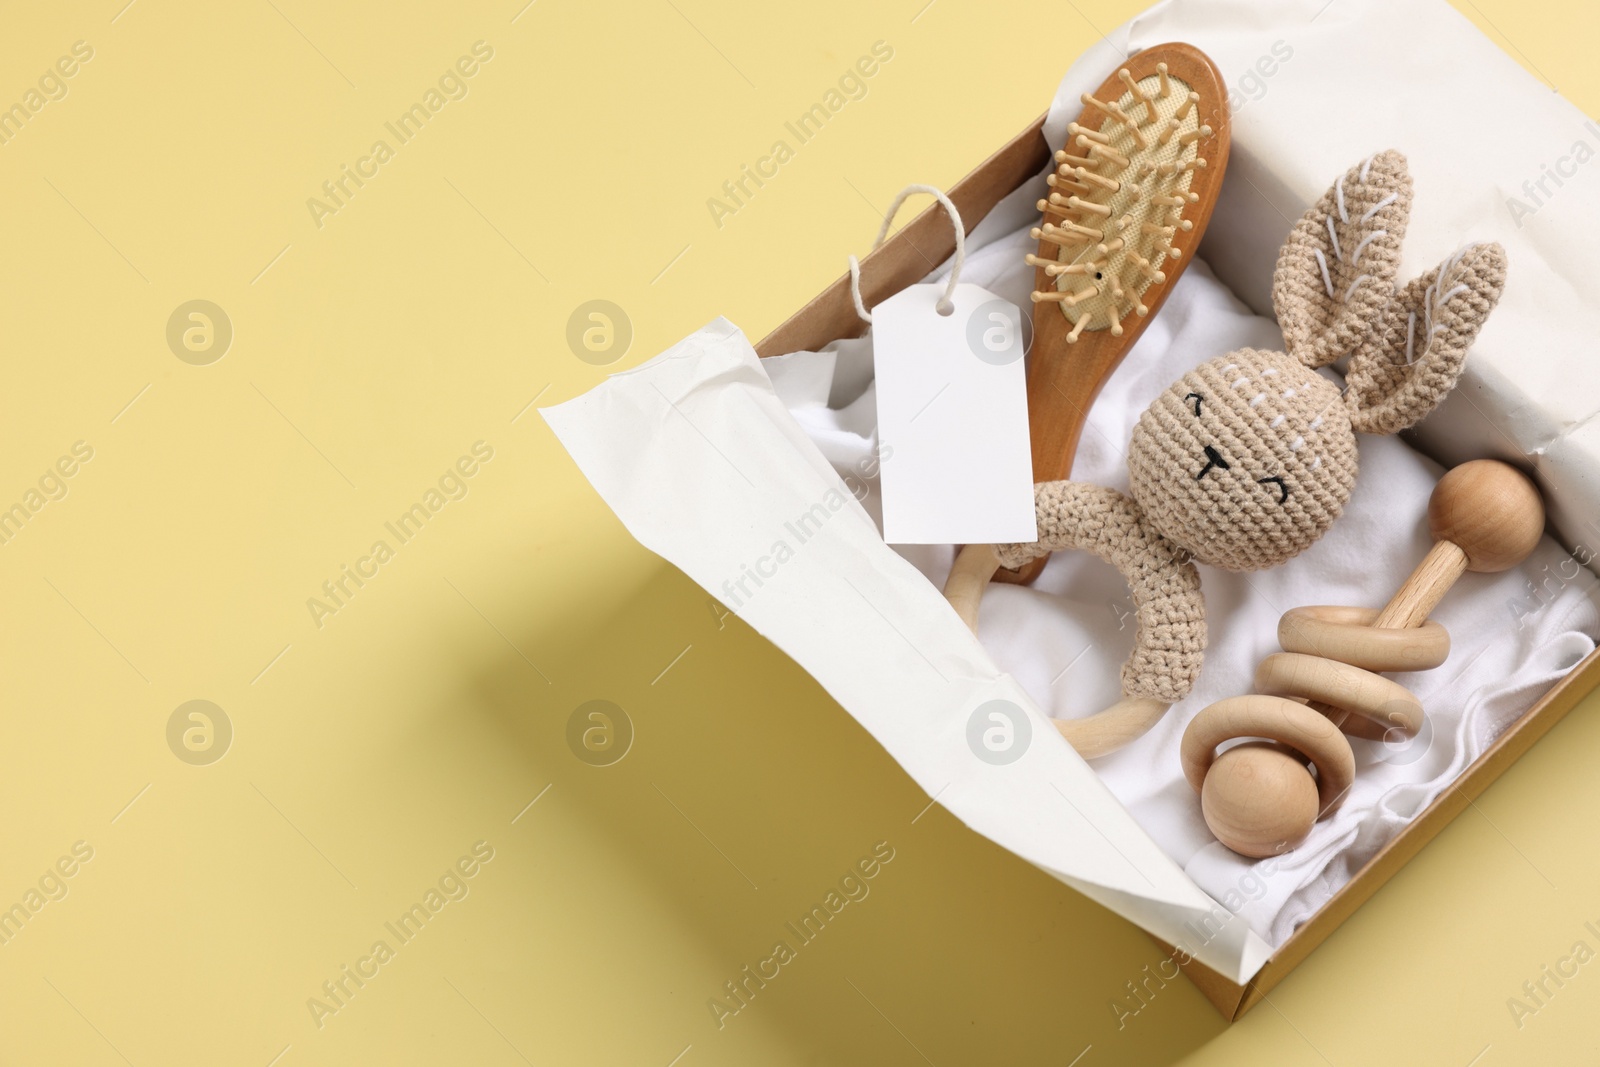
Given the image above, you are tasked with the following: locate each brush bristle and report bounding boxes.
[1032,68,1212,343]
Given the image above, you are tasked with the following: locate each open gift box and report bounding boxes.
[544,0,1600,1020]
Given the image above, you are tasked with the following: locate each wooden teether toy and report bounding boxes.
[998,42,1230,587]
[1181,460,1545,857]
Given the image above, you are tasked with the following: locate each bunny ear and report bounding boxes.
[1273,150,1413,368]
[1344,242,1508,436]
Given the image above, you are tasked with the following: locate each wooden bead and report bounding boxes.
[1181,695,1355,818]
[1201,743,1319,857]
[1254,652,1423,738]
[1278,605,1450,672]
[1428,459,1545,573]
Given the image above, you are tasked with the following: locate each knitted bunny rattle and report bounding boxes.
[944,150,1509,761]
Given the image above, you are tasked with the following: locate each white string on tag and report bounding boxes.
[848,184,966,323]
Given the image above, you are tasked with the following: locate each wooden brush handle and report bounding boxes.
[995,335,1128,586]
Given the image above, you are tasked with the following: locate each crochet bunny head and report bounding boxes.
[1125,150,1508,572]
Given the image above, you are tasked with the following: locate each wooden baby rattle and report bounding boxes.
[1181,459,1545,858]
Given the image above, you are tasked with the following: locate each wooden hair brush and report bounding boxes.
[997,42,1230,585]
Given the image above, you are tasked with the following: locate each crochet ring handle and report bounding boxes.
[944,542,1169,760]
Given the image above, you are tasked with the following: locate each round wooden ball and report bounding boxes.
[1428,459,1545,573]
[1199,743,1318,858]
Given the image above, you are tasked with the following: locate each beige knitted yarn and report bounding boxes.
[1275,149,1412,372]
[997,150,1508,703]
[1128,347,1358,572]
[995,483,1205,703]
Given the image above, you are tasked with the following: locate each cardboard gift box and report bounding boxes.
[544,0,1600,1020]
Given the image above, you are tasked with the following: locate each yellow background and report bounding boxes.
[1,0,1596,1062]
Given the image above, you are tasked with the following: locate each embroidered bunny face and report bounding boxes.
[1128,348,1357,571]
[1124,149,1507,574]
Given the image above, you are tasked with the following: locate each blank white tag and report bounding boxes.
[873,282,1036,545]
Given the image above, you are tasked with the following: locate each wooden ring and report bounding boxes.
[1055,697,1169,760]
[944,543,1000,633]
[1254,651,1423,738]
[1278,605,1449,672]
[943,543,1171,760]
[1180,695,1356,818]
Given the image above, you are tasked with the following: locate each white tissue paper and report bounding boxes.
[544,0,1600,984]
